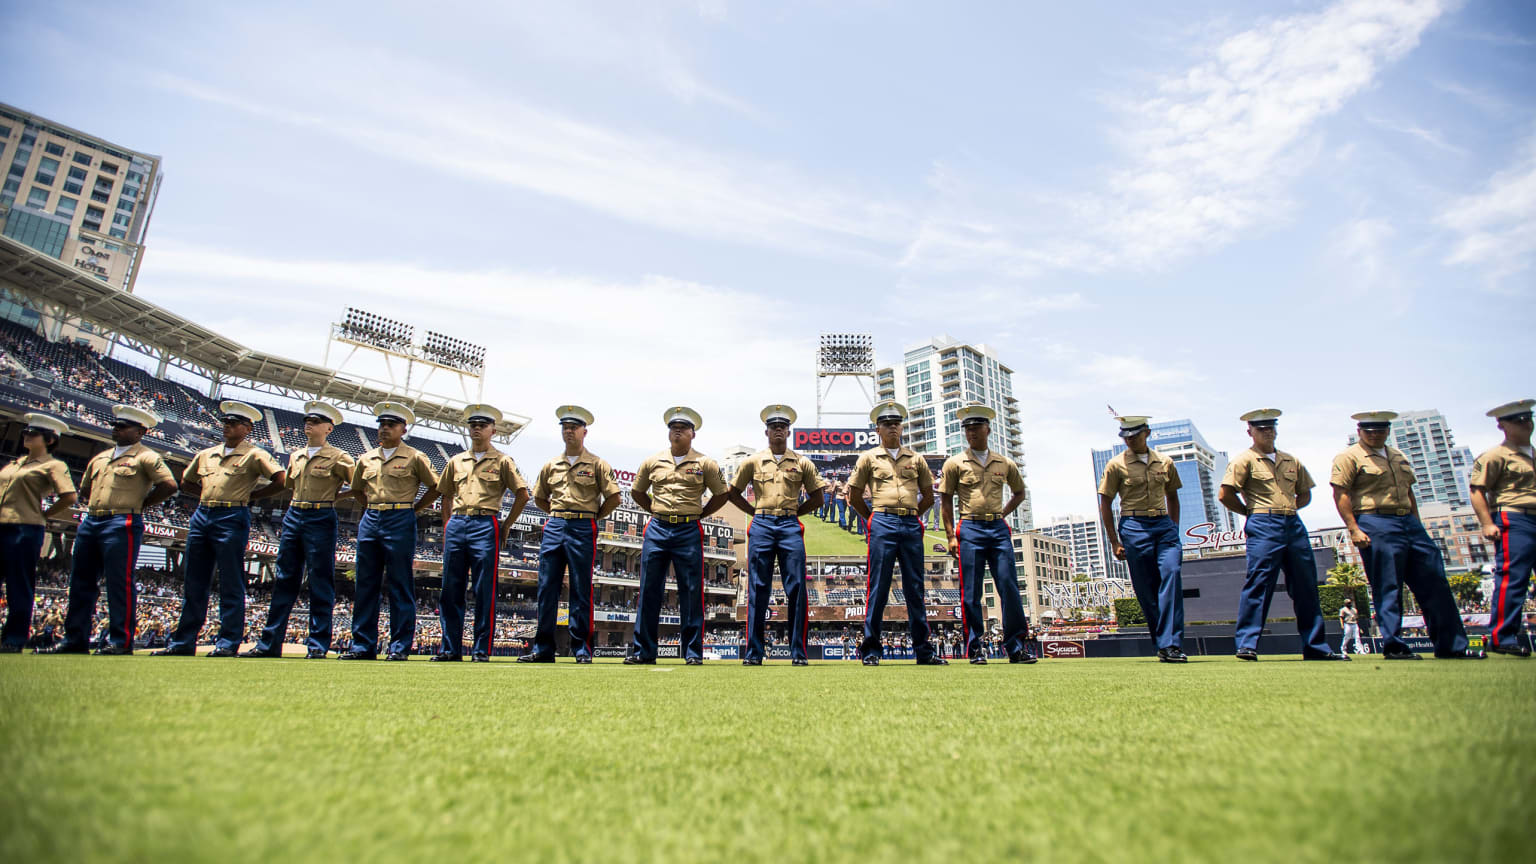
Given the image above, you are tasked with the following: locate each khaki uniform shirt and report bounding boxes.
[1098,449,1182,511]
[939,451,1025,518]
[286,445,356,503]
[183,441,282,504]
[0,455,76,525]
[849,446,934,511]
[1329,443,1416,511]
[535,451,621,514]
[1469,444,1536,509]
[353,444,439,505]
[731,449,826,512]
[634,449,726,518]
[1222,448,1314,510]
[438,449,529,511]
[80,443,176,513]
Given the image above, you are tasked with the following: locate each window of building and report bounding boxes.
[108,227,126,239]
[99,161,118,175]
[111,211,130,227]
[67,165,86,181]
[44,142,65,157]
[2,178,17,195]
[20,129,36,145]
[73,151,91,166]
[63,180,82,195]
[0,124,10,138]
[55,195,76,217]
[85,204,105,220]
[27,187,48,208]
[34,156,58,185]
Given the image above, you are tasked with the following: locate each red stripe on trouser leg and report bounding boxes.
[125,514,136,646]
[1495,512,1512,644]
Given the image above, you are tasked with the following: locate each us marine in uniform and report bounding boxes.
[1218,409,1345,661]
[1468,399,1536,658]
[0,413,77,652]
[939,402,1035,664]
[436,404,529,662]
[1098,415,1187,663]
[527,405,621,663]
[1330,411,1479,660]
[47,406,176,654]
[341,402,439,660]
[847,400,944,666]
[245,401,355,658]
[627,407,729,665]
[727,404,826,666]
[158,401,285,657]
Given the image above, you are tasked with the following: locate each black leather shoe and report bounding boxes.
[1305,652,1351,661]
[1434,649,1486,659]
[429,653,462,662]
[1488,643,1532,657]
[792,658,809,666]
[1009,651,1038,664]
[95,644,133,656]
[150,647,195,657]
[206,647,238,658]
[861,656,880,666]
[517,653,554,663]
[306,649,328,659]
[471,653,489,663]
[1236,650,1258,661]
[969,656,987,665]
[915,656,949,666]
[239,647,281,658]
[623,655,655,665]
[337,649,375,660]
[575,655,592,664]
[36,643,89,655]
[1382,646,1421,660]
[742,658,762,666]
[684,658,703,665]
[384,652,408,661]
[1158,647,1189,663]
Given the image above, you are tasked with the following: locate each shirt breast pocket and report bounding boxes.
[362,463,382,481]
[1360,464,1384,477]
[873,464,895,482]
[307,459,332,476]
[113,465,136,478]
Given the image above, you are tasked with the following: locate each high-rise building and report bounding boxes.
[1092,418,1235,541]
[1348,409,1468,507]
[1038,514,1124,581]
[0,103,161,294]
[875,334,1030,530]
[1007,530,1073,620]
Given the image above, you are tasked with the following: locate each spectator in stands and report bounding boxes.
[0,413,77,652]
[155,402,285,657]
[43,406,178,655]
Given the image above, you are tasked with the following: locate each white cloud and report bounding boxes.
[1365,114,1467,155]
[1439,134,1536,290]
[904,0,1448,276]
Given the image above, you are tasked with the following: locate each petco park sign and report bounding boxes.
[794,428,879,452]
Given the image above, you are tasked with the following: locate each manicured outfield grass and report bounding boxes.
[1,654,1531,863]
[799,512,950,557]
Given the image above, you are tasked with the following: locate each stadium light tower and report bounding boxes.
[815,332,876,426]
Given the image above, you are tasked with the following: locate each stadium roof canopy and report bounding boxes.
[0,235,527,439]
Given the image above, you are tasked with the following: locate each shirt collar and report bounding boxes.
[670,449,699,466]
[106,443,142,462]
[875,445,913,461]
[761,448,797,463]
[215,441,252,458]
[964,449,996,467]
[374,443,411,460]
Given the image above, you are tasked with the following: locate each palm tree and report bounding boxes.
[1326,562,1367,588]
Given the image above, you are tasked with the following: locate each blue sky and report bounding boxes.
[2,0,1533,524]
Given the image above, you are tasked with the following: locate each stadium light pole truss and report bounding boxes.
[814,332,876,426]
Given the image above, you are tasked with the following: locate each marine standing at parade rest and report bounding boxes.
[847,400,945,666]
[939,403,1036,665]
[627,407,729,665]
[436,404,529,663]
[157,401,285,657]
[0,414,77,652]
[726,404,826,666]
[1218,410,1346,661]
[1468,399,1536,658]
[340,402,439,661]
[244,401,355,658]
[527,405,621,664]
[1330,411,1480,660]
[1098,415,1188,663]
[46,406,176,654]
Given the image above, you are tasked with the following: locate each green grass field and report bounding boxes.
[2,655,1532,863]
[798,513,950,556]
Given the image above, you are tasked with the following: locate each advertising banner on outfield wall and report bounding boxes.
[737,604,962,622]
